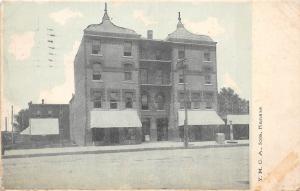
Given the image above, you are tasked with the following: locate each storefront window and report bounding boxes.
[125,128,135,140]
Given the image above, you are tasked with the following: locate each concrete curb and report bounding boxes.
[2,143,249,159]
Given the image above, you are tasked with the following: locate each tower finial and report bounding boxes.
[102,2,110,22]
[177,11,184,28]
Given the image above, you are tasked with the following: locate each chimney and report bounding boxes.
[42,99,44,104]
[147,30,153,39]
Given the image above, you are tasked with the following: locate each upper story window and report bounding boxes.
[178,49,185,59]
[203,66,213,72]
[204,91,214,109]
[204,75,212,85]
[178,91,191,109]
[191,92,201,109]
[92,62,102,81]
[155,93,165,110]
[204,91,214,101]
[92,40,101,55]
[141,92,149,110]
[92,91,102,108]
[124,63,133,81]
[179,73,184,83]
[124,41,132,57]
[140,69,148,84]
[204,52,211,62]
[124,92,134,108]
[156,70,163,84]
[109,91,119,109]
[93,71,102,81]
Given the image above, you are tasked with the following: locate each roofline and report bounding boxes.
[29,104,69,106]
[84,33,217,47]
[84,33,141,41]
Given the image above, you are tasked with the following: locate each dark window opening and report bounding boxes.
[92,91,102,108]
[125,92,133,108]
[205,75,212,84]
[94,101,102,108]
[124,72,132,81]
[141,93,149,110]
[193,101,200,109]
[204,52,211,61]
[205,102,213,109]
[124,41,132,56]
[179,74,184,83]
[93,72,102,80]
[110,92,119,109]
[140,69,148,84]
[178,49,185,59]
[92,40,101,55]
[155,93,165,110]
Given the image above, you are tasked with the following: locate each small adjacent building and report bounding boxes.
[19,100,70,147]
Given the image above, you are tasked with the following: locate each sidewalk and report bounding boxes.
[3,140,249,159]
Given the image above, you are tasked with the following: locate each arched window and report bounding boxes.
[155,93,165,110]
[141,92,149,110]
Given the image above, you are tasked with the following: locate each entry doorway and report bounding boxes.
[157,118,168,141]
[142,118,150,142]
[110,128,119,144]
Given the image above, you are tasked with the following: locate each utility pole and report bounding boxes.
[178,58,188,148]
[11,105,14,145]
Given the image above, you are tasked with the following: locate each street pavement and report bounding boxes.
[2,146,249,190]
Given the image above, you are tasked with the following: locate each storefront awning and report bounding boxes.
[90,110,142,128]
[178,110,225,126]
[227,115,249,125]
[20,118,59,135]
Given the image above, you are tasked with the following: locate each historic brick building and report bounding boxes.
[70,4,224,146]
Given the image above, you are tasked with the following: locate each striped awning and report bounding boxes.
[178,110,225,126]
[90,110,142,128]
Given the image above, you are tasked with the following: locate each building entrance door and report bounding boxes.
[110,128,119,144]
[142,118,150,142]
[157,118,168,141]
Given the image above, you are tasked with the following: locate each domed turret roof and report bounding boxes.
[166,12,214,43]
[84,3,140,39]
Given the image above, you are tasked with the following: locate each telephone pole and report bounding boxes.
[11,105,14,144]
[177,58,189,148]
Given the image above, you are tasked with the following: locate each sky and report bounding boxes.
[2,1,251,129]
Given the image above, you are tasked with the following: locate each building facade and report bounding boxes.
[70,4,222,146]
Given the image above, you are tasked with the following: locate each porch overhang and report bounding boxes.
[178,110,225,126]
[227,115,249,125]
